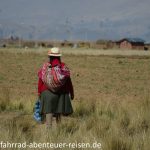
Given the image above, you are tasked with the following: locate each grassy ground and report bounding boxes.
[0,48,150,150]
[61,48,150,57]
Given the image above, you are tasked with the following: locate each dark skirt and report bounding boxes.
[40,90,73,116]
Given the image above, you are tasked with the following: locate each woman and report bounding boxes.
[38,47,74,128]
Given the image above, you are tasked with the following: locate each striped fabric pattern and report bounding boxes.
[33,99,41,122]
[41,63,70,92]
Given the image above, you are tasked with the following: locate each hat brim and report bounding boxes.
[48,53,62,57]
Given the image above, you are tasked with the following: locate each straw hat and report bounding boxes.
[48,47,62,56]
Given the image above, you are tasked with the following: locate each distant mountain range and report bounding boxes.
[1,20,150,42]
[0,0,150,42]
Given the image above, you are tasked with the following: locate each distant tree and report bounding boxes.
[96,39,108,44]
[2,44,6,48]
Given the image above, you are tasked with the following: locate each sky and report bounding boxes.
[0,0,150,41]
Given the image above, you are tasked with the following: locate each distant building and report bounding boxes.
[144,42,150,51]
[117,38,145,50]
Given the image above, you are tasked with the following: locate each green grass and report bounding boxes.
[0,48,150,150]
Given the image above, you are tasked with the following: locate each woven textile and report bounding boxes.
[40,63,70,92]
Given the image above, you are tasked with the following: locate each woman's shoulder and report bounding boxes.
[61,62,70,69]
[61,62,68,67]
[61,62,65,67]
[38,62,50,77]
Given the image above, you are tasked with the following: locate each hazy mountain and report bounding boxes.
[0,0,150,41]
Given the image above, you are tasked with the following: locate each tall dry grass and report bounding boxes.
[0,48,150,150]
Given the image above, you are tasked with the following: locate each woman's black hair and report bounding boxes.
[49,56,61,63]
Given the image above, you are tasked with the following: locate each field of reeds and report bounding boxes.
[0,47,150,150]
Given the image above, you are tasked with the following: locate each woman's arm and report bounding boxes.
[38,78,43,96]
[68,77,74,100]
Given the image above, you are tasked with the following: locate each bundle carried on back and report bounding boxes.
[39,62,70,92]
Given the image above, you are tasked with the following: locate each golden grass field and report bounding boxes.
[0,48,150,150]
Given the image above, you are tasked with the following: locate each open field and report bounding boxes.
[62,48,150,57]
[0,48,150,150]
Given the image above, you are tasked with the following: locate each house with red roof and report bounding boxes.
[117,38,145,50]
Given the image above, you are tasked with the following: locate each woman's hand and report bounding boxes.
[71,94,74,100]
[38,93,41,99]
